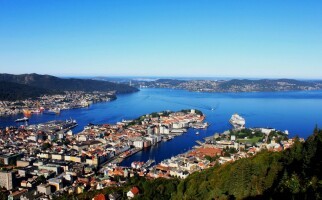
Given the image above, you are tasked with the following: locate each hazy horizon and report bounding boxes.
[2,72,322,81]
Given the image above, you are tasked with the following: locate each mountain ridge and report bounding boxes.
[0,73,139,93]
[131,78,322,92]
[0,81,58,101]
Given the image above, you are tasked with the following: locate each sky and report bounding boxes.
[0,0,322,79]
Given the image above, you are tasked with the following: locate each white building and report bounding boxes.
[133,138,144,149]
[37,184,52,195]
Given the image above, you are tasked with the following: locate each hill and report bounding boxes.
[0,73,139,94]
[0,81,57,101]
[151,127,322,199]
[131,78,322,92]
[131,127,322,199]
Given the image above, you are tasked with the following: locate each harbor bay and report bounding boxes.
[1,88,322,166]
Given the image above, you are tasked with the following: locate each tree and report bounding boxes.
[41,143,52,150]
[314,124,319,135]
[37,175,46,184]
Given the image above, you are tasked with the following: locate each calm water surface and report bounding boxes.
[1,88,322,166]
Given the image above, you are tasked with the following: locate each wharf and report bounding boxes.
[100,148,142,167]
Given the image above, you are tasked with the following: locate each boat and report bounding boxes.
[192,122,209,129]
[15,117,29,122]
[229,113,246,129]
[143,159,155,168]
[31,109,41,114]
[131,161,144,169]
[43,108,60,115]
[51,108,61,114]
[196,131,199,135]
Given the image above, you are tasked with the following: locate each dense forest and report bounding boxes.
[0,73,138,94]
[54,126,322,200]
[0,81,57,101]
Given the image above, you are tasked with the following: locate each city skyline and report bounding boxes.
[1,0,322,78]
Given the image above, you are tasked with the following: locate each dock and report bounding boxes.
[196,140,204,145]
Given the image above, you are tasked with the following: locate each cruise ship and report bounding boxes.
[229,113,246,129]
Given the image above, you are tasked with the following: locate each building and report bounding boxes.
[133,138,144,149]
[127,186,139,199]
[48,177,63,191]
[0,153,23,165]
[8,189,28,200]
[0,171,14,190]
[92,193,106,200]
[38,164,63,175]
[37,184,52,195]
[16,160,30,167]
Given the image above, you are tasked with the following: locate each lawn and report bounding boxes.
[237,136,263,144]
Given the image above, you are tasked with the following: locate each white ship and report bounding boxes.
[15,117,29,122]
[229,113,245,129]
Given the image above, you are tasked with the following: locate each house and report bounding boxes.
[108,192,121,200]
[8,189,28,200]
[127,186,139,199]
[0,171,14,190]
[37,184,52,195]
[92,193,106,200]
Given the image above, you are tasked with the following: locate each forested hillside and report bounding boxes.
[172,127,322,199]
[0,81,57,101]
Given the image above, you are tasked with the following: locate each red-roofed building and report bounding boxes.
[92,193,106,200]
[127,186,139,199]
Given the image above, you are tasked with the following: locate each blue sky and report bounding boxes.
[0,0,322,78]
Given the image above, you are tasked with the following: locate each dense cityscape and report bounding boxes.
[0,100,303,199]
[0,91,116,116]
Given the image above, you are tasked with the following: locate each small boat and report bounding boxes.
[43,108,60,115]
[196,131,199,135]
[15,117,29,122]
[50,108,60,114]
[31,109,41,114]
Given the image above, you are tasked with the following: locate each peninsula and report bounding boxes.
[0,73,138,116]
[129,78,322,92]
[0,109,208,199]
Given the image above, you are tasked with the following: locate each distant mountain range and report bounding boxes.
[130,78,322,92]
[2,74,322,101]
[0,73,138,101]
